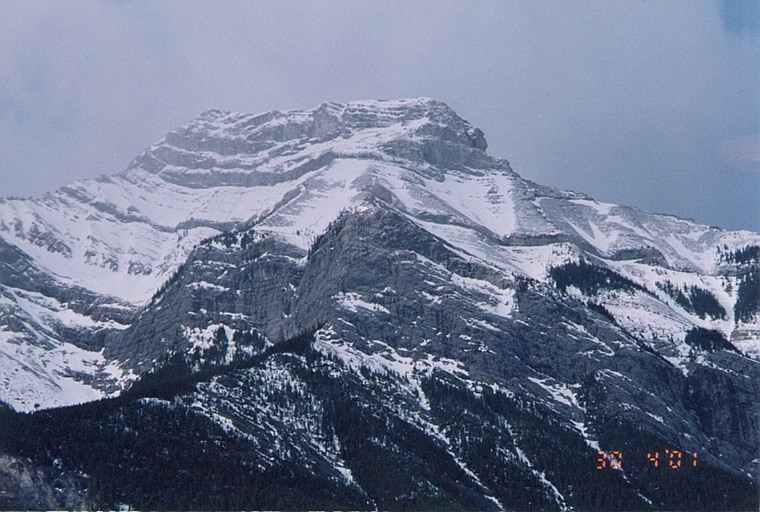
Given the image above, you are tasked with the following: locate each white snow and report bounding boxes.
[527,377,580,408]
[333,292,390,315]
[450,274,515,318]
[188,281,230,292]
[0,329,127,411]
[1,97,759,413]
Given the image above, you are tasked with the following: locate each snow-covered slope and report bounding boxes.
[0,98,758,412]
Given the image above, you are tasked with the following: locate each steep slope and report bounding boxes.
[99,206,758,481]
[0,99,758,508]
[2,98,758,411]
[0,99,494,409]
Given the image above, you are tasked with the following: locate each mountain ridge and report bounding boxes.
[1,98,758,405]
[0,98,757,509]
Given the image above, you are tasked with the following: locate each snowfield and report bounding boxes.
[0,97,758,411]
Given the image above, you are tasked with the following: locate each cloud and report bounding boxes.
[0,0,757,231]
[721,0,760,40]
[719,134,760,167]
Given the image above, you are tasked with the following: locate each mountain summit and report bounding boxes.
[0,99,757,509]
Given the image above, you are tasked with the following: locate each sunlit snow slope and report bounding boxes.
[0,98,758,411]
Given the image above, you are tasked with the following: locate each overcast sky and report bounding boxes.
[1,1,758,231]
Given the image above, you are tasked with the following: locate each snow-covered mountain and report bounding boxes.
[0,98,757,509]
[1,98,757,410]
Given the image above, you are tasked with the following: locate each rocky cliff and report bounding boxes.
[0,98,757,509]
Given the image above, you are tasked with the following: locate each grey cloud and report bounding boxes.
[0,0,757,231]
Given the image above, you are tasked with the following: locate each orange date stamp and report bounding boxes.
[596,449,697,470]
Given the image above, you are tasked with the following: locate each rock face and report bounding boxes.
[0,454,88,510]
[0,98,758,509]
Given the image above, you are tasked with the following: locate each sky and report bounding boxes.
[0,0,758,232]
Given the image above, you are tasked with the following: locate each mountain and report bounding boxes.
[0,98,757,510]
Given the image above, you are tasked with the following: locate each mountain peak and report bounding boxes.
[184,97,485,148]
[1,98,759,508]
[126,98,492,186]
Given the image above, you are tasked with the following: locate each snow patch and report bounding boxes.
[333,292,390,315]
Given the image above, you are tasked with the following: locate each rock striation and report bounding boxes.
[0,98,758,509]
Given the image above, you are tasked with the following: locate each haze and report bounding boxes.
[0,0,758,231]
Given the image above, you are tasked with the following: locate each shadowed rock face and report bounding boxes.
[102,207,758,485]
[0,99,758,509]
[0,454,88,510]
